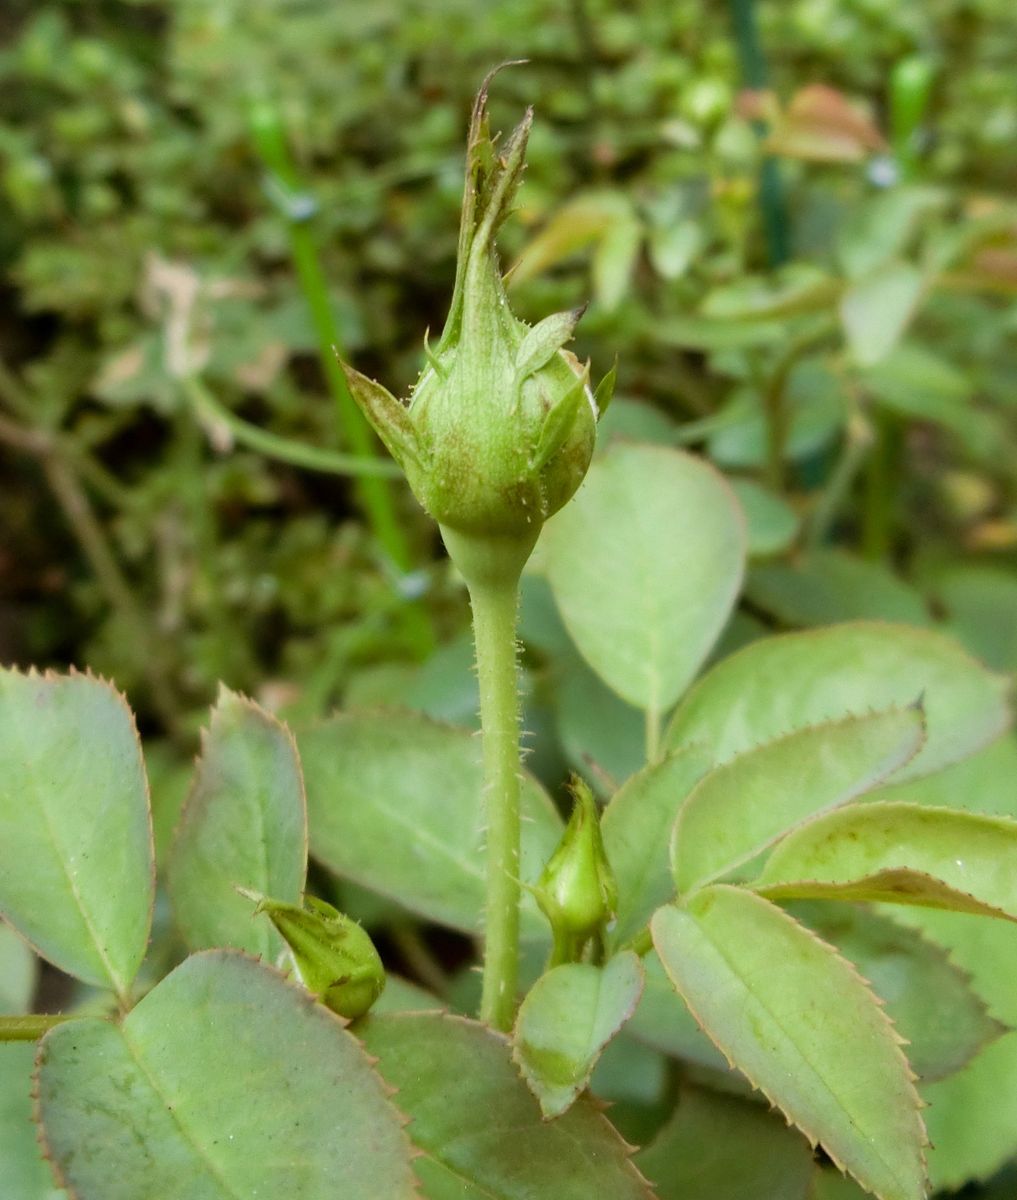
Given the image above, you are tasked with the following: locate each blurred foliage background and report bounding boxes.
[1,0,1015,766]
[1,1,1017,1193]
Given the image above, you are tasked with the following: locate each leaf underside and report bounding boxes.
[757,802,1017,921]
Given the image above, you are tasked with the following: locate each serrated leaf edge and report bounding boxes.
[511,952,645,1119]
[0,665,155,998]
[166,686,309,954]
[651,890,930,1200]
[31,948,423,1200]
[671,704,928,897]
[361,1009,659,1198]
[665,620,1014,777]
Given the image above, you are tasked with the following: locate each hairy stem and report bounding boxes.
[0,1014,76,1042]
[471,578,524,1031]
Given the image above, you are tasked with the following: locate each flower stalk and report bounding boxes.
[342,67,612,1029]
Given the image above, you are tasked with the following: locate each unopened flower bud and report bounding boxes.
[533,778,618,966]
[342,68,614,585]
[241,889,385,1019]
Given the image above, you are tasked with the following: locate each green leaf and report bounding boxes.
[532,364,589,471]
[510,191,635,287]
[168,688,307,958]
[0,1044,65,1199]
[666,622,1011,781]
[37,951,417,1200]
[673,708,926,896]
[593,216,642,311]
[840,262,924,366]
[728,477,801,557]
[648,219,703,279]
[652,888,927,1200]
[513,952,644,1117]
[746,550,931,628]
[869,733,1017,819]
[298,711,562,936]
[515,307,584,379]
[0,669,153,996]
[707,362,847,469]
[637,1085,815,1200]
[544,443,746,712]
[627,950,740,1077]
[553,650,646,791]
[811,1168,873,1199]
[359,1011,655,1198]
[933,567,1017,673]
[790,903,1005,1082]
[756,802,1017,920]
[893,911,1017,1189]
[0,923,37,1013]
[601,745,714,946]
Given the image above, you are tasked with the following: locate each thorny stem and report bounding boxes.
[470,577,525,1031]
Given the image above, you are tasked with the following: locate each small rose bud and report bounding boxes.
[342,68,612,586]
[240,889,385,1019]
[533,778,618,966]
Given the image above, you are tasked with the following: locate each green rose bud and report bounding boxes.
[341,67,613,587]
[240,889,385,1020]
[533,777,618,966]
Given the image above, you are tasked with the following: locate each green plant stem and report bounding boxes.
[727,0,789,267]
[625,927,654,957]
[807,410,874,548]
[763,322,838,492]
[249,100,414,575]
[645,706,661,764]
[470,577,524,1031]
[184,376,401,478]
[0,1014,76,1042]
[862,412,899,560]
